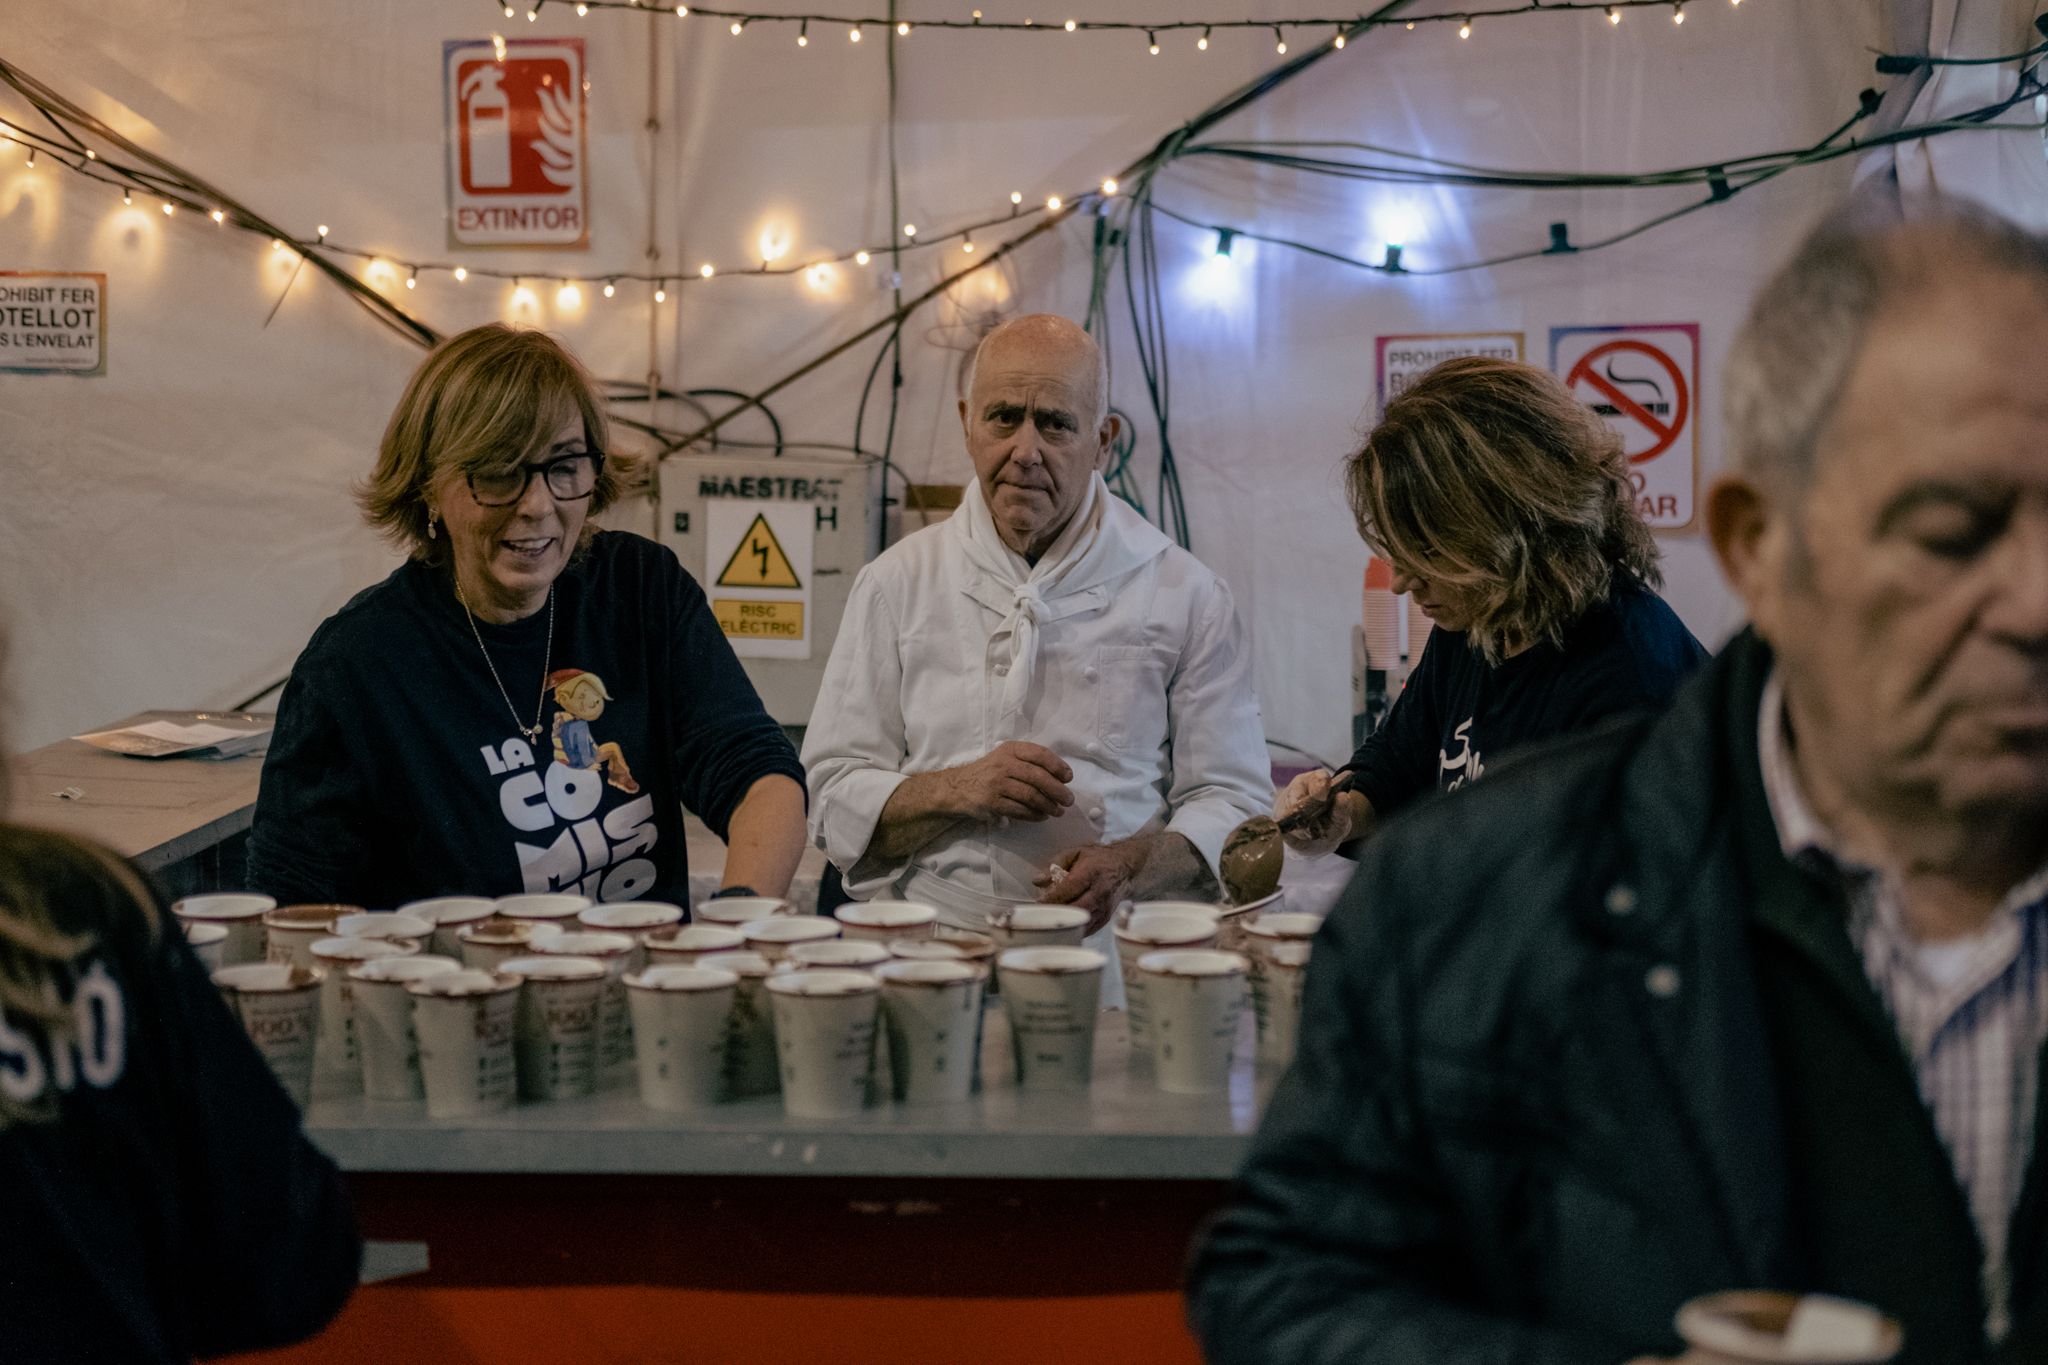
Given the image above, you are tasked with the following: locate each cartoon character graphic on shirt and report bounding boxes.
[547,668,639,793]
[1439,718,1485,792]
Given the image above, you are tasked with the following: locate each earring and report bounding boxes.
[427,509,439,540]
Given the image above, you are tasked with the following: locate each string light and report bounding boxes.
[855,249,871,265]
[501,4,514,15]
[675,4,687,14]
[493,33,508,59]
[121,189,132,205]
[161,200,175,216]
[1101,177,1118,196]
[406,267,418,289]
[1010,190,1023,206]
[84,149,95,160]
[1148,31,1159,54]
[210,208,225,224]
[602,279,616,297]
[962,236,976,253]
[271,238,285,251]
[654,285,667,302]
[316,224,330,240]
[1671,2,1684,22]
[1065,17,1076,30]
[24,148,35,169]
[577,2,589,13]
[1046,194,1064,211]
[849,24,862,41]
[1332,29,1344,48]
[1273,25,1287,52]
[897,20,910,35]
[806,262,834,290]
[556,282,581,308]
[1608,5,1621,21]
[1382,242,1404,272]
[730,19,744,34]
[1459,16,1472,39]
[1214,228,1236,257]
[1197,26,1209,49]
[699,263,715,277]
[453,266,468,282]
[797,18,808,43]
[902,223,917,238]
[526,8,539,21]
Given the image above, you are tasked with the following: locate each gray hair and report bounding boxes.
[962,314,1110,429]
[1724,201,2048,492]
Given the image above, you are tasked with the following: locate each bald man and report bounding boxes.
[803,315,1271,938]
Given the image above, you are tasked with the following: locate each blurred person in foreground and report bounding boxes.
[0,643,361,1360]
[1272,355,1703,856]
[1190,206,2048,1363]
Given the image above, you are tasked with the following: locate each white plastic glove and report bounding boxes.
[1273,768,1353,856]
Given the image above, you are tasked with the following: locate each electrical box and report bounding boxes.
[658,452,886,726]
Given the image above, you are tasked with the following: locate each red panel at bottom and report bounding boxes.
[221,1286,1203,1365]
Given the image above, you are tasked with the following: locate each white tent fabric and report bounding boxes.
[1854,0,2048,225]
[1,0,2027,764]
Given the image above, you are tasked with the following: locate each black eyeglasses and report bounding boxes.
[467,451,605,508]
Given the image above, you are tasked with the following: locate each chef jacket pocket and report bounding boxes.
[1093,644,1172,756]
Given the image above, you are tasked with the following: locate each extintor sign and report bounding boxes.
[443,38,588,248]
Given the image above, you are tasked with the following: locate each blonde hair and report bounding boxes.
[357,325,628,566]
[1346,355,1660,663]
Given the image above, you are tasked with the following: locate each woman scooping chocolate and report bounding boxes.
[1275,356,1706,855]
[247,325,806,910]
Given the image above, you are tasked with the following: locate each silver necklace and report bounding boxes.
[457,583,554,743]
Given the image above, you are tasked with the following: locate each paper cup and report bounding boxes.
[694,951,780,1098]
[644,924,748,967]
[624,966,738,1112]
[182,921,230,973]
[834,900,939,943]
[1138,949,1248,1095]
[500,955,608,1101]
[397,896,498,958]
[1115,911,1220,1052]
[407,969,520,1119]
[1247,940,1312,1067]
[173,893,274,966]
[783,939,893,973]
[456,916,567,972]
[877,959,985,1106]
[213,962,323,1108]
[533,931,638,1086]
[740,915,842,964]
[765,969,880,1118]
[694,895,792,927]
[349,955,463,1101]
[494,893,593,925]
[308,936,421,1100]
[1676,1291,1903,1364]
[335,911,434,942]
[996,947,1105,1091]
[578,902,686,971]
[988,904,1091,952]
[888,929,998,968]
[262,903,359,970]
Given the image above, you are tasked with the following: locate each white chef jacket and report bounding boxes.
[802,474,1272,931]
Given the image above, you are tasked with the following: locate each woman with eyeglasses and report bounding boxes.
[246,325,807,911]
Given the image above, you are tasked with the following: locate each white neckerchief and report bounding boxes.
[951,473,1162,717]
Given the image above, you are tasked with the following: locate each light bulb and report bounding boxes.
[162,201,175,216]
[675,4,687,14]
[1010,191,1023,205]
[1608,5,1621,21]
[1148,33,1159,54]
[797,22,808,44]
[806,263,834,290]
[1458,18,1471,39]
[23,148,34,169]
[526,8,538,21]
[1672,3,1685,22]
[1064,18,1075,30]
[271,238,285,251]
[1333,32,1345,48]
[730,20,742,34]
[602,280,616,297]
[556,282,581,308]
[962,238,976,254]
[654,286,667,302]
[1101,178,1118,196]
[1196,29,1209,49]
[316,224,330,239]
[849,24,862,41]
[1046,195,1063,212]
[512,282,536,309]
[406,269,418,290]
[1274,26,1287,52]
[122,190,132,205]
[503,4,514,15]
[576,2,588,13]
[84,149,95,160]
[903,223,918,238]
[855,250,871,265]
[454,266,468,282]
[897,21,910,35]
[699,263,715,278]
[210,208,225,224]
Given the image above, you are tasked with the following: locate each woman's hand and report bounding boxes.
[1273,770,1353,855]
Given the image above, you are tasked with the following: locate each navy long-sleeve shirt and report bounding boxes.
[247,530,804,911]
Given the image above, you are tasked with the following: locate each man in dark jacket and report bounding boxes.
[1188,205,2048,1364]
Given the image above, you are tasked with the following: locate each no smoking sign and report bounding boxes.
[1551,323,1699,531]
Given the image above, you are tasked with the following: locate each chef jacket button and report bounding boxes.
[1084,666,1099,682]
[1645,964,1681,999]
[1604,884,1637,916]
[1088,806,1104,822]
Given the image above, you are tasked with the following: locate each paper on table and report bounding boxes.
[74,719,271,759]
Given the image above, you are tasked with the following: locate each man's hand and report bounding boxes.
[1273,769,1352,854]
[1038,840,1148,934]
[942,741,1075,823]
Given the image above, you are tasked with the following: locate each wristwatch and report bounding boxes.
[707,885,760,900]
